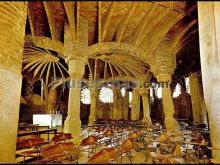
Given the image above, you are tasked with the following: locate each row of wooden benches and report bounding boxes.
[16,129,71,150]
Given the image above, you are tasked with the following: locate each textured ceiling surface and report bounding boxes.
[24,1,200,83]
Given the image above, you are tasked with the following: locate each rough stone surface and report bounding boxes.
[198,2,220,162]
[0,2,27,163]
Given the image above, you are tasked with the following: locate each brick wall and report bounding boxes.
[0,2,27,73]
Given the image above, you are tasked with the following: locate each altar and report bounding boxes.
[33,114,62,128]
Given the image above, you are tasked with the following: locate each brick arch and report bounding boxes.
[25,35,64,55]
[86,42,146,62]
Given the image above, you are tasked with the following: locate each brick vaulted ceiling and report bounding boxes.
[23,1,200,83]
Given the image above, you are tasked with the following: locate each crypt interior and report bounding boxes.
[0,1,220,164]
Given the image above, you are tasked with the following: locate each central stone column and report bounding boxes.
[64,60,85,138]
[88,89,98,126]
[0,2,27,163]
[156,73,179,130]
[139,89,152,126]
[46,87,57,114]
[131,89,140,120]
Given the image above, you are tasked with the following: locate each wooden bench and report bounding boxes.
[30,142,79,164]
[18,125,50,131]
[17,129,57,141]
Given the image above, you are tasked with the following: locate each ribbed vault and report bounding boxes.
[23,1,200,82]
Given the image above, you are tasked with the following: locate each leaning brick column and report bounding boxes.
[0,2,27,163]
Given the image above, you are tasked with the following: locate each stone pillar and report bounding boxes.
[189,72,202,123]
[109,103,113,119]
[46,87,57,114]
[198,2,220,161]
[113,89,119,120]
[0,2,27,163]
[88,89,97,126]
[156,74,179,130]
[131,89,140,120]
[139,89,152,126]
[64,60,85,138]
[198,75,208,124]
[123,90,129,120]
[117,91,123,120]
[189,72,207,124]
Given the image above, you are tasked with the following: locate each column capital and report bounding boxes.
[68,60,85,79]
[189,72,200,79]
[139,89,149,96]
[155,73,172,82]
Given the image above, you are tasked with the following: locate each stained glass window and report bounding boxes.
[173,83,181,98]
[81,88,91,104]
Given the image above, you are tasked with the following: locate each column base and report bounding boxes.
[88,116,96,127]
[0,68,22,163]
[212,149,220,163]
[142,117,152,127]
[165,118,179,130]
[64,116,81,138]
